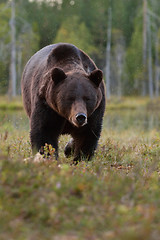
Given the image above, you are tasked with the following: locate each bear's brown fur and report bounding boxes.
[21,43,105,163]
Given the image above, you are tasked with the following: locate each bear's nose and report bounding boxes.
[76,113,87,126]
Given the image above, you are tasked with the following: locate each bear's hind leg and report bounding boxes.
[64,138,75,157]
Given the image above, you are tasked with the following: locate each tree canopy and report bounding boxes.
[0,0,160,97]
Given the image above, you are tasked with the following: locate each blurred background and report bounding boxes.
[0,0,160,99]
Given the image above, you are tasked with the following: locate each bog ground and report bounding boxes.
[0,97,160,240]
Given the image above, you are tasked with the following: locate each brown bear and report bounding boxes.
[21,43,106,163]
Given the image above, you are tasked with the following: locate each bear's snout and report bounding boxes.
[69,101,87,128]
[76,113,87,127]
[70,112,87,128]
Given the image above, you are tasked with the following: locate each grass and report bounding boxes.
[0,96,23,111]
[0,95,157,111]
[0,97,160,239]
[106,96,150,110]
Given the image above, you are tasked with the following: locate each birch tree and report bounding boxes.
[105,7,112,100]
[155,29,160,97]
[142,0,147,96]
[10,0,16,97]
[147,13,153,99]
[116,39,125,98]
[113,31,125,98]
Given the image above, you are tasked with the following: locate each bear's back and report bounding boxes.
[46,43,97,74]
[22,43,97,89]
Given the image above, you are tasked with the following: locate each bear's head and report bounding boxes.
[42,67,103,128]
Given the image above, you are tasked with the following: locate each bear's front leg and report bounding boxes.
[72,128,100,164]
[30,125,59,159]
[30,103,65,159]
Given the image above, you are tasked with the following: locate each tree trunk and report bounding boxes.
[10,0,17,97]
[116,50,123,98]
[155,30,160,97]
[105,7,112,100]
[142,0,147,96]
[147,14,154,99]
[17,45,22,95]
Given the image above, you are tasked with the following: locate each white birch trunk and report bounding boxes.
[10,0,16,97]
[147,14,154,99]
[155,31,160,97]
[17,45,22,95]
[142,0,147,96]
[105,7,112,100]
[116,51,123,98]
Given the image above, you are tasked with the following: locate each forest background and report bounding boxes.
[0,0,160,99]
[1,2,160,239]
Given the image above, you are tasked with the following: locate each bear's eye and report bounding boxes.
[67,97,75,102]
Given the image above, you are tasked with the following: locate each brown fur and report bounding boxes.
[21,43,106,163]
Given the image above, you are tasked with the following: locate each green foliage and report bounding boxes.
[0,0,160,96]
[54,15,97,56]
[22,0,60,48]
[0,1,40,94]
[0,3,11,93]
[0,3,10,41]
[112,0,141,45]
[17,29,40,65]
[0,62,8,94]
[125,12,143,94]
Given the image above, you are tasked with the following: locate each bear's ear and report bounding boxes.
[51,67,67,85]
[88,69,103,87]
